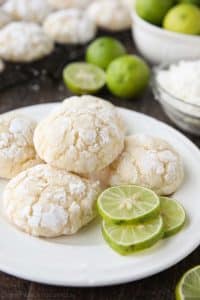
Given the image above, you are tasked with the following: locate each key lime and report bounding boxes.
[86,37,126,70]
[178,0,200,6]
[135,0,175,25]
[163,4,200,35]
[160,197,186,238]
[106,55,150,99]
[97,185,160,224]
[102,215,164,255]
[63,62,106,95]
[175,265,200,299]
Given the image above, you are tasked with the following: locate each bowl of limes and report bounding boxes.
[132,0,200,64]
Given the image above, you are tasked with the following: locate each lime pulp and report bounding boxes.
[97,185,160,224]
[63,62,106,95]
[175,265,200,299]
[102,215,164,255]
[160,197,186,238]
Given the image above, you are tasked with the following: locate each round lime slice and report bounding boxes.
[63,62,106,95]
[176,265,200,300]
[102,215,164,255]
[97,185,160,224]
[160,197,186,238]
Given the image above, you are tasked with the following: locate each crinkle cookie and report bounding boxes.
[86,0,131,31]
[107,134,184,195]
[1,0,51,23]
[0,9,11,29]
[3,164,101,237]
[34,95,126,175]
[0,113,41,179]
[47,0,95,10]
[43,9,96,44]
[0,22,54,62]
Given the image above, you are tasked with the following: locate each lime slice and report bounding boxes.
[102,215,164,255]
[97,185,160,224]
[176,265,200,300]
[160,197,186,238]
[63,62,106,95]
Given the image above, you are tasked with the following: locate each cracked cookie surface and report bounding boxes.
[106,134,184,195]
[0,22,54,62]
[2,0,51,23]
[3,164,101,237]
[0,113,41,179]
[34,95,126,175]
[43,9,96,44]
[86,0,131,31]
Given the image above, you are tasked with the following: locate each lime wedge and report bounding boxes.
[63,62,106,95]
[176,266,200,300]
[97,185,160,224]
[102,215,164,255]
[160,197,186,238]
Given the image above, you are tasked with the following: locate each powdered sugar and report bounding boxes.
[43,9,96,44]
[47,0,94,10]
[40,205,68,232]
[0,22,54,62]
[69,181,86,195]
[9,118,28,134]
[157,60,200,106]
[2,0,51,23]
[0,9,11,29]
[108,134,184,195]
[3,164,101,237]
[0,113,41,179]
[34,95,126,175]
[139,151,165,175]
[86,0,131,31]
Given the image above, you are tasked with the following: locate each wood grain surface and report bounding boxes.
[0,31,199,300]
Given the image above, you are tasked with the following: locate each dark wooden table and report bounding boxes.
[0,30,199,300]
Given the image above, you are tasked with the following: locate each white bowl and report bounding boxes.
[132,12,200,64]
[152,63,200,135]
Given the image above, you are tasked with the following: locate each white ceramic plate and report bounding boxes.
[0,103,200,287]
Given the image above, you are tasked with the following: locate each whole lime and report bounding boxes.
[106,55,150,99]
[86,37,126,70]
[178,0,200,6]
[163,4,200,34]
[135,0,175,25]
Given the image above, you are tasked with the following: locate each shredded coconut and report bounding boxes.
[156,60,200,117]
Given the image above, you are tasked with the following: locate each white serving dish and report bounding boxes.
[0,103,200,286]
[132,11,200,64]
